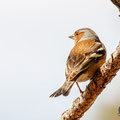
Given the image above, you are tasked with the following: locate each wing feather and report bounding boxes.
[65,41,105,81]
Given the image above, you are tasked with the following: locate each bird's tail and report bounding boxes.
[49,81,74,97]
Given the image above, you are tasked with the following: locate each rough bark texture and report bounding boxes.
[111,0,120,8]
[111,0,120,14]
[60,43,120,120]
[60,1,120,120]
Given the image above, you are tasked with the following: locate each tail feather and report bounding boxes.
[49,81,74,97]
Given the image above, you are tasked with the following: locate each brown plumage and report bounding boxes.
[50,28,106,97]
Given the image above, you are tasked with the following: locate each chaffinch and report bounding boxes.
[50,28,106,97]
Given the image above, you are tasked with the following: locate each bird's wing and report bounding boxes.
[65,42,106,81]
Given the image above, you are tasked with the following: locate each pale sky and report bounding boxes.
[0,0,120,120]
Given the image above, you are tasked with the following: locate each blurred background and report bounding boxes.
[0,0,120,120]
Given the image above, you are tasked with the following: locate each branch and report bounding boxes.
[60,42,120,120]
[111,0,120,16]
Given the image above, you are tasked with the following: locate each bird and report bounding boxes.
[50,28,106,97]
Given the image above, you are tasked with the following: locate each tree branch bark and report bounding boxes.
[111,0,120,15]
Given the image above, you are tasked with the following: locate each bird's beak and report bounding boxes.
[68,35,75,40]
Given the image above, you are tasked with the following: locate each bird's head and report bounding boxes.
[69,28,98,44]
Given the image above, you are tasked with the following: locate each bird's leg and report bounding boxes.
[76,82,83,94]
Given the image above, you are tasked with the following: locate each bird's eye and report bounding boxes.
[76,33,79,36]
